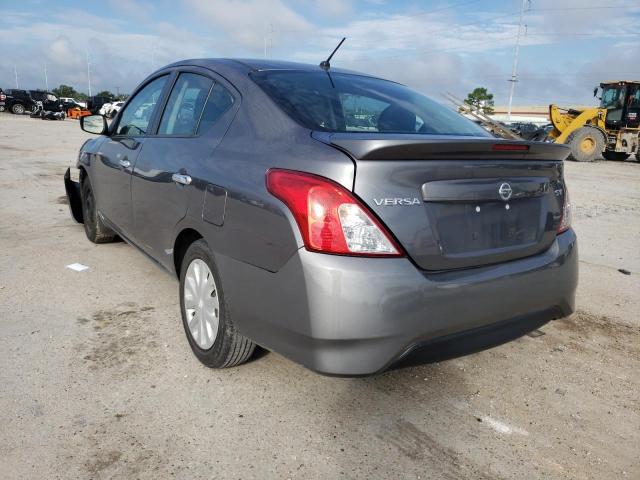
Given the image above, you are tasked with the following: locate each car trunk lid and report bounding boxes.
[314,133,570,270]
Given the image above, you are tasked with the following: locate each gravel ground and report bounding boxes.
[0,114,638,480]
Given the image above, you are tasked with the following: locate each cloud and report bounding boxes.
[0,0,637,105]
[313,0,352,18]
[184,0,312,53]
[108,0,156,20]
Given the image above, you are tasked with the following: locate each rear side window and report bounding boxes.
[116,75,168,136]
[197,83,234,134]
[159,73,213,136]
[251,71,489,136]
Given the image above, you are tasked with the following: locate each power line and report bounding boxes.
[529,4,640,11]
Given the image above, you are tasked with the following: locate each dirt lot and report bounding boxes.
[0,115,638,479]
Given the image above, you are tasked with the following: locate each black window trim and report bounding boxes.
[110,72,174,139]
[155,71,215,139]
[153,68,237,139]
[109,65,239,140]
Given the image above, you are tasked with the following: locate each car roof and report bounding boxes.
[163,58,385,80]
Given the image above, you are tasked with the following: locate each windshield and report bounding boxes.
[600,85,626,109]
[251,70,490,137]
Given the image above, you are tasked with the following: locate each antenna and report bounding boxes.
[320,37,346,71]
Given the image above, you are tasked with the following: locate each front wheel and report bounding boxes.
[80,176,117,243]
[11,103,25,115]
[179,240,255,368]
[566,127,604,162]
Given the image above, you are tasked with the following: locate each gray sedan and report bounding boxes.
[65,59,577,376]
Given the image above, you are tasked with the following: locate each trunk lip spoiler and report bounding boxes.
[312,131,570,161]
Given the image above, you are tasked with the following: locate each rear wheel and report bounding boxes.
[602,150,629,161]
[11,103,25,115]
[179,239,255,368]
[80,176,117,243]
[566,127,604,162]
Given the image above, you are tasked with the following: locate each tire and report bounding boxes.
[637,152,640,162]
[11,103,25,115]
[566,127,604,162]
[179,239,256,368]
[602,150,629,161]
[80,176,117,243]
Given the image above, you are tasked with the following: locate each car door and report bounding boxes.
[130,69,238,269]
[91,75,170,237]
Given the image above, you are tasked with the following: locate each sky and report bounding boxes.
[0,0,638,106]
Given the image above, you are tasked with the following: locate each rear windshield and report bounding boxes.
[251,70,489,136]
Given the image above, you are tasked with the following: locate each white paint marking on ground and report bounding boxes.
[66,263,89,272]
[480,415,529,436]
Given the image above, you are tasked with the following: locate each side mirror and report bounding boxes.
[593,87,598,97]
[80,114,108,135]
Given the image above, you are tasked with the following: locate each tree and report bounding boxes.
[52,84,80,98]
[96,90,115,101]
[464,87,495,114]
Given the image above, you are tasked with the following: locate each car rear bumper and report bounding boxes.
[218,229,578,376]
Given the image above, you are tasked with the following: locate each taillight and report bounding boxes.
[492,143,530,151]
[0,94,5,101]
[266,169,402,257]
[557,185,572,233]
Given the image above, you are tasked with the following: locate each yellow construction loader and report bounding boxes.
[548,81,640,162]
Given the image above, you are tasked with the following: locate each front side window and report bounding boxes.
[116,75,168,136]
[251,70,489,136]
[159,73,213,136]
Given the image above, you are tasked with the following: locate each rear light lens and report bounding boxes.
[492,143,530,151]
[266,169,402,256]
[557,185,572,233]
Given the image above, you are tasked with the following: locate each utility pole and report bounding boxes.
[44,63,49,91]
[507,0,528,120]
[14,65,19,88]
[264,23,273,58]
[86,49,92,97]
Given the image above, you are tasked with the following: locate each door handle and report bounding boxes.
[172,173,192,185]
[119,159,131,168]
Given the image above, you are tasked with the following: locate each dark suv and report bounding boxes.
[28,90,63,112]
[4,89,35,114]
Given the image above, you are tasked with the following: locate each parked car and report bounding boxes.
[60,97,87,108]
[28,90,63,112]
[65,59,577,376]
[3,89,36,114]
[98,102,112,116]
[108,101,125,118]
[98,101,125,118]
[87,95,112,114]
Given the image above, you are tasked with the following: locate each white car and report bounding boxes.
[98,102,112,116]
[60,97,87,108]
[99,101,125,118]
[109,101,125,117]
